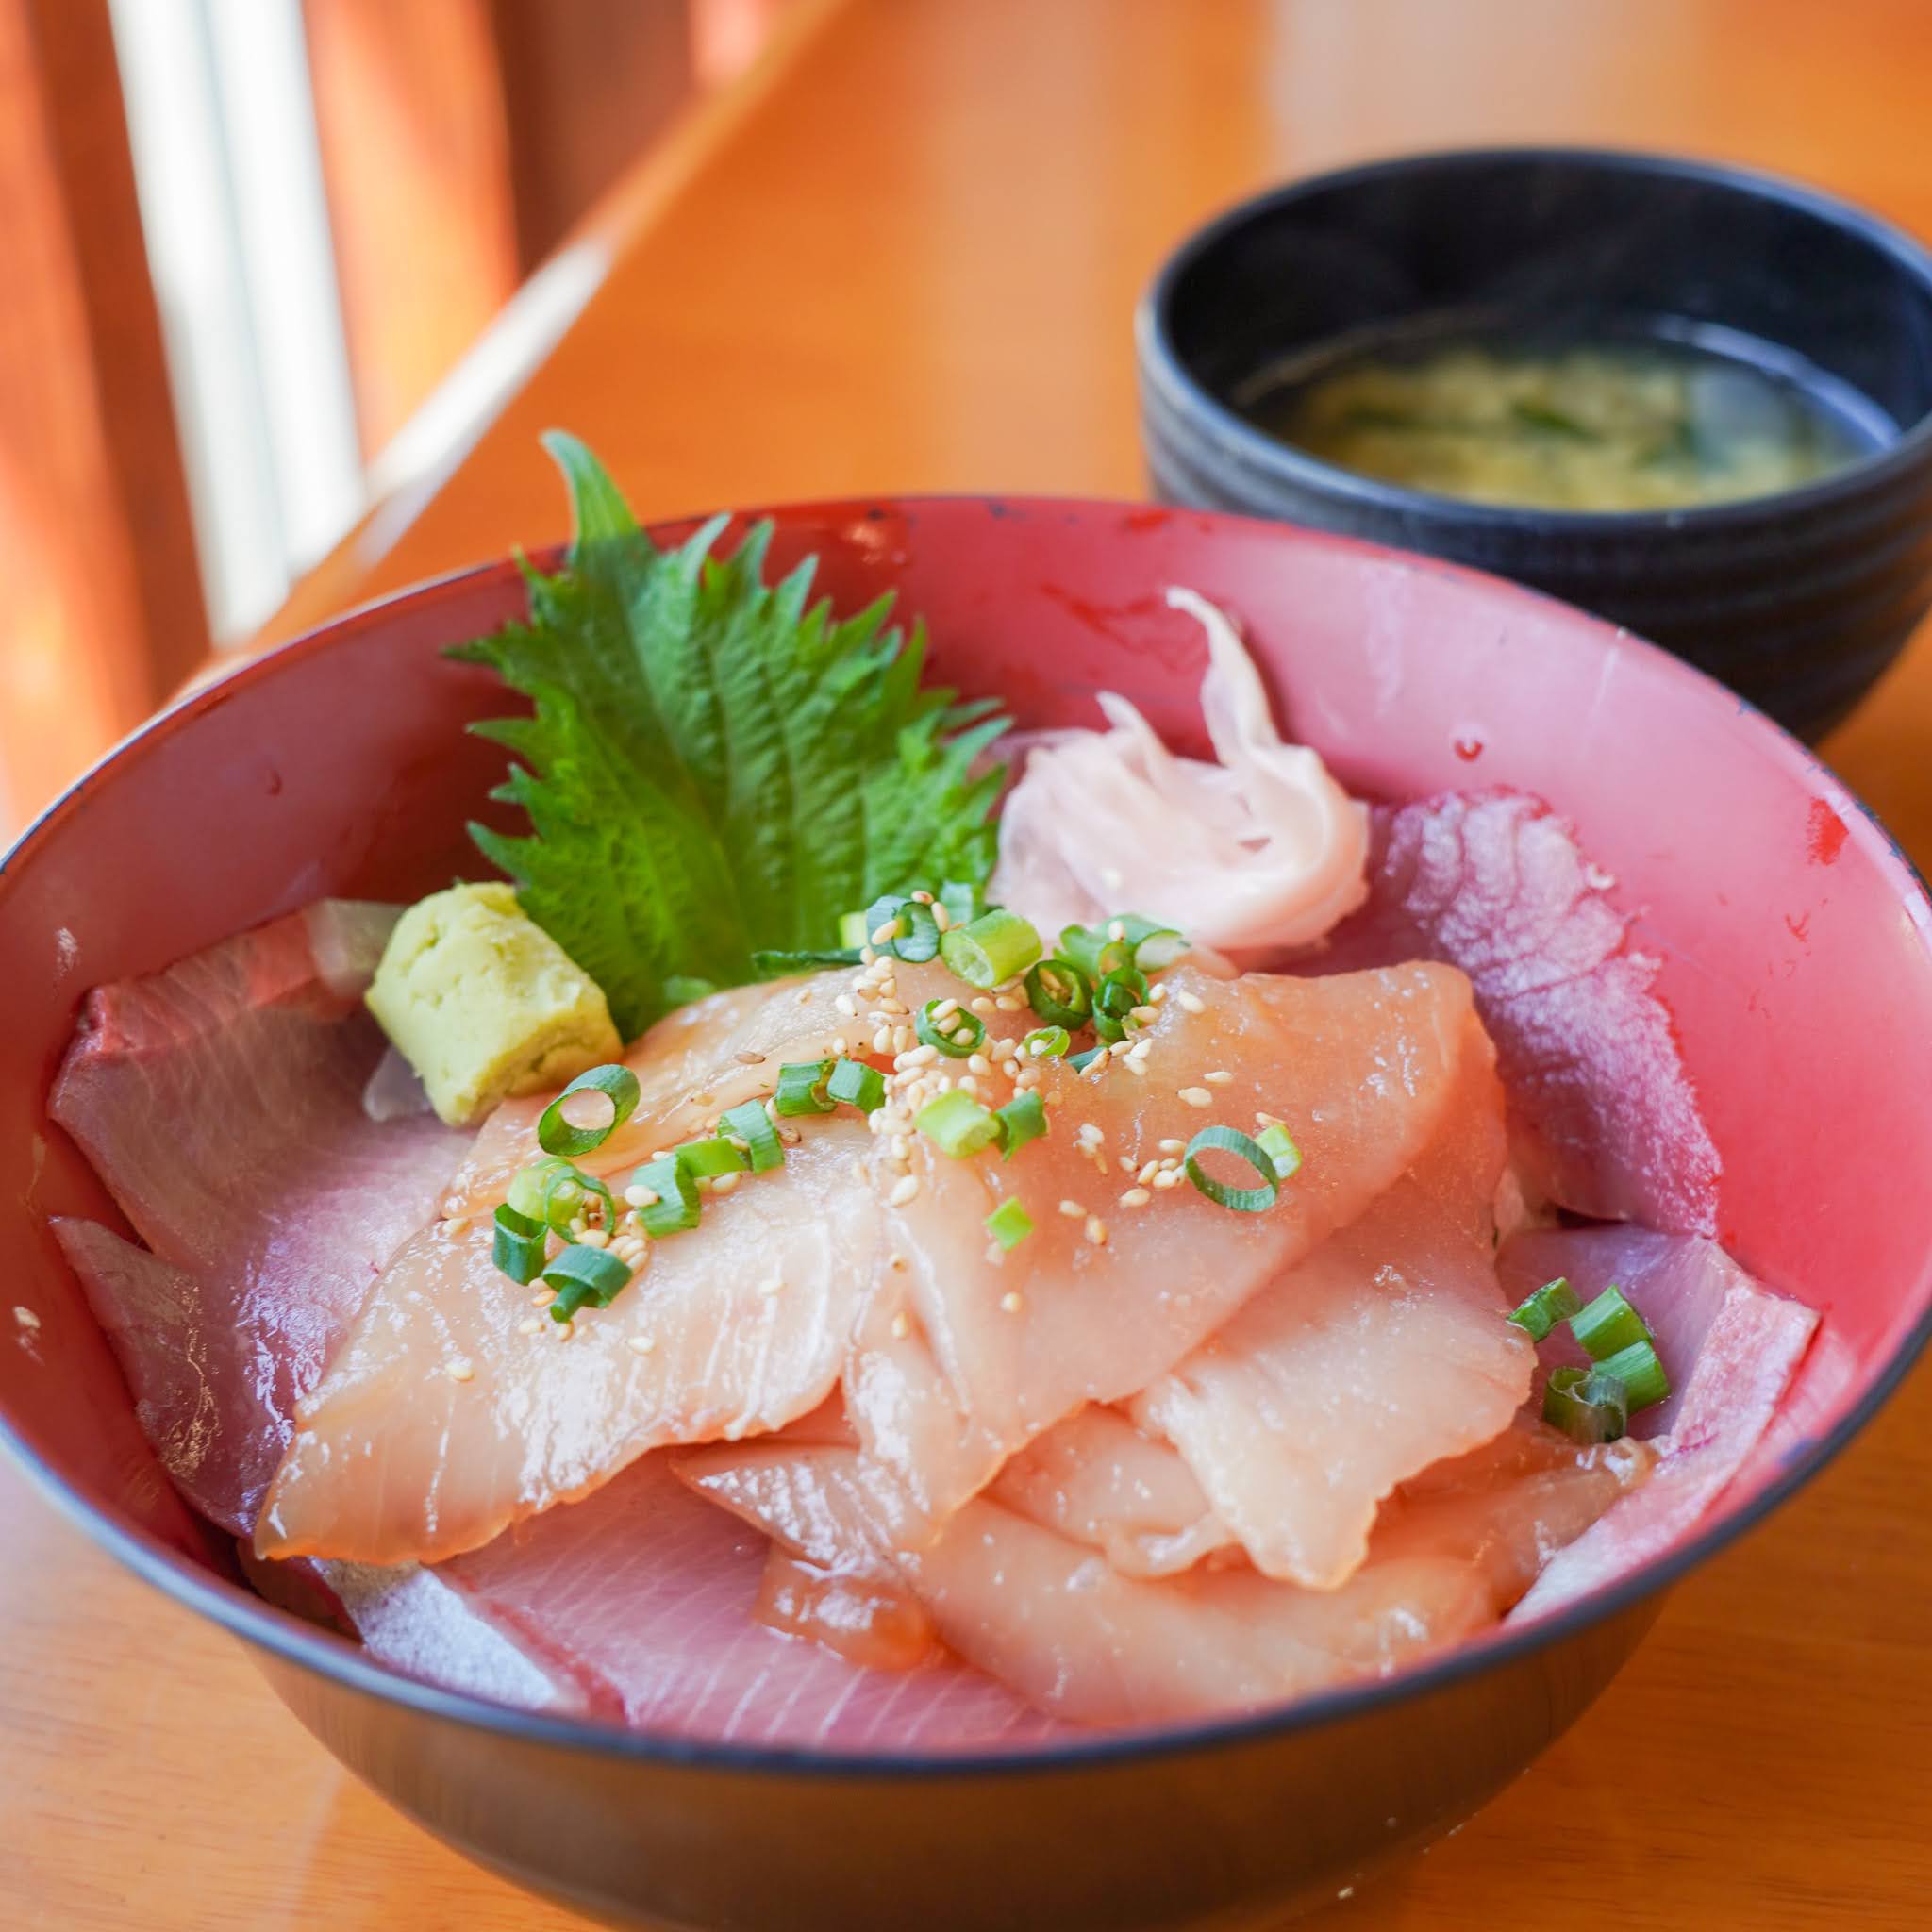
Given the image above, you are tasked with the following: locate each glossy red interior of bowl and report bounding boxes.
[4,496,1929,1740]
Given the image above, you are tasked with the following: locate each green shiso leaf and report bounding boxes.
[450,433,1008,1035]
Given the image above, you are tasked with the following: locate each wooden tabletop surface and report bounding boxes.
[5,2,1930,1925]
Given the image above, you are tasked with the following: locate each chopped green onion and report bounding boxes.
[1093,964,1151,1041]
[774,1058,836,1116]
[916,1089,1001,1157]
[1024,958,1092,1028]
[542,1243,632,1324]
[941,909,1042,989]
[752,947,862,974]
[628,1155,700,1236]
[837,909,871,948]
[506,1156,575,1224]
[993,1090,1047,1159]
[1112,913,1189,970]
[1594,1337,1670,1412]
[675,1137,749,1180]
[1570,1285,1654,1361]
[1022,1024,1071,1059]
[827,1058,887,1113]
[916,999,986,1058]
[865,893,941,963]
[1057,924,1105,978]
[491,1202,548,1284]
[537,1063,641,1158]
[719,1099,784,1173]
[1182,1124,1280,1212]
[985,1198,1035,1251]
[1507,1276,1582,1344]
[939,881,983,927]
[1256,1124,1303,1183]
[1067,1045,1106,1072]
[1542,1365,1629,1443]
[662,974,718,1008]
[540,1161,615,1238]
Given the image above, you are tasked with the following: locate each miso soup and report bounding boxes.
[1241,325,1884,513]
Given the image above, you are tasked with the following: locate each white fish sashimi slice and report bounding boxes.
[846,961,1484,1536]
[1499,1227,1818,1622]
[257,1121,881,1565]
[679,1438,1637,1729]
[445,962,987,1213]
[989,1407,1235,1577]
[1133,1022,1533,1589]
[438,1452,1062,1749]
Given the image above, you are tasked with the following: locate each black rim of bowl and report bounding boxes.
[1138,145,1932,535]
[3,511,1930,1786]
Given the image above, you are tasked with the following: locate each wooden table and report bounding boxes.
[5,2,1929,1924]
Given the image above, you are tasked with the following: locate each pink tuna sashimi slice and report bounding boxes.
[1133,1014,1532,1588]
[678,1428,1645,1728]
[845,961,1486,1537]
[440,1451,1062,1748]
[49,903,465,1424]
[1498,1227,1818,1622]
[1311,790,1721,1234]
[989,1407,1235,1578]
[55,1218,588,1712]
[258,1120,881,1565]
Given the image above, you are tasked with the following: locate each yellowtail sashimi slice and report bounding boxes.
[258,1120,879,1565]
[846,962,1486,1536]
[1132,1019,1533,1588]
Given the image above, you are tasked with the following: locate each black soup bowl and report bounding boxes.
[1137,147,1932,740]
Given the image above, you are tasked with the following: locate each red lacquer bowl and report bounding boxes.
[3,499,1928,1930]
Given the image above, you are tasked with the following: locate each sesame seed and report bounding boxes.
[568,1217,588,1240]
[1107,920,1125,942]
[777,1124,802,1144]
[443,1214,472,1239]
[888,1175,921,1208]
[757,1274,784,1297]
[1256,1110,1285,1129]
[831,1036,848,1056]
[970,996,995,1015]
[796,988,814,1005]
[627,1334,656,1356]
[1084,1216,1108,1246]
[1205,1070,1233,1086]
[910,890,934,904]
[872,1031,892,1055]
[529,1287,553,1307]
[1000,1291,1024,1314]
[708,1172,741,1196]
[931,902,952,932]
[1058,1199,1086,1218]
[889,1251,908,1271]
[1176,990,1206,1015]
[967,1053,991,1076]
[12,1307,41,1333]
[877,998,908,1016]
[555,1321,575,1341]
[1137,1160,1159,1184]
[1158,1138,1185,1154]
[1179,1087,1213,1108]
[993,994,1024,1011]
[1120,1188,1152,1207]
[576,1227,610,1249]
[930,996,958,1021]
[1076,1122,1104,1144]
[891,1309,911,1340]
[1123,1056,1147,1075]
[871,920,901,945]
[734,1050,766,1065]
[445,1359,475,1383]
[1130,1005,1159,1025]
[898,1044,938,1069]
[518,1318,541,1336]
[1153,1169,1183,1190]
[1148,983,1169,1005]
[835,993,858,1017]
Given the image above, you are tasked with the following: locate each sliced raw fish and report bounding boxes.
[848,961,1487,1536]
[1499,1227,1818,1620]
[990,1407,1234,1577]
[439,1451,1059,1747]
[258,1121,881,1565]
[1133,1017,1532,1588]
[50,905,465,1424]
[444,962,994,1212]
[1313,790,1722,1233]
[679,1426,1644,1728]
